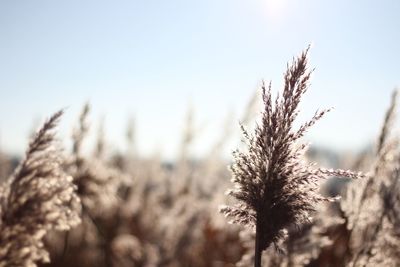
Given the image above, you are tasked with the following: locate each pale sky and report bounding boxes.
[0,0,399,159]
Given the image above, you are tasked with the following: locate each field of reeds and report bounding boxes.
[0,48,399,267]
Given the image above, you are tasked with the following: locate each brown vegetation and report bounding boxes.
[0,48,398,267]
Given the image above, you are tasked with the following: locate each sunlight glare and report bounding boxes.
[264,0,288,22]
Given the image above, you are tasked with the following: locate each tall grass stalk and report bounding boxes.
[220,47,364,267]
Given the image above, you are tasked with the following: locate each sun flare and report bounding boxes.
[264,0,288,21]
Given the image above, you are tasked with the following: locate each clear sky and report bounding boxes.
[0,0,399,159]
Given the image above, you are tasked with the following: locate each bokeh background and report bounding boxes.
[1,2,400,267]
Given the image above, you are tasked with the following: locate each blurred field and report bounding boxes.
[1,84,394,266]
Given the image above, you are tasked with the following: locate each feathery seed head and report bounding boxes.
[221,47,364,253]
[0,110,81,267]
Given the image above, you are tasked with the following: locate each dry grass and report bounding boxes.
[0,48,398,267]
[220,47,364,267]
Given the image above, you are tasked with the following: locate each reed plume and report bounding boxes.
[220,47,364,267]
[0,110,81,267]
[341,89,400,267]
